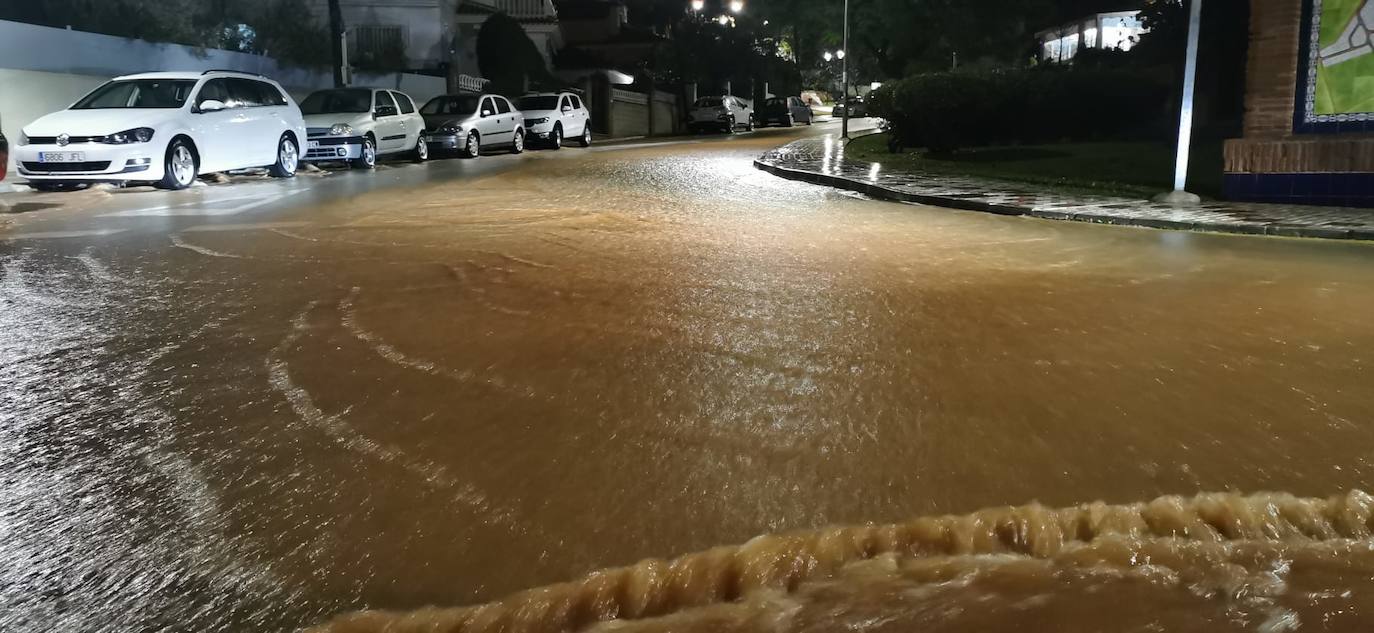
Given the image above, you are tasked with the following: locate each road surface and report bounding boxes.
[3,120,1374,632]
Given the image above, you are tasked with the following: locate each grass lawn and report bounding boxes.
[847,134,1224,200]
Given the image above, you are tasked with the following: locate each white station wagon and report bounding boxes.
[15,70,307,191]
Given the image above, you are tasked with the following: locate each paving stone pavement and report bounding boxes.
[755,134,1374,241]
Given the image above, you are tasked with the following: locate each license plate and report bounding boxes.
[39,151,85,163]
[308,141,320,150]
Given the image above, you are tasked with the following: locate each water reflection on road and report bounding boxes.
[2,129,1374,631]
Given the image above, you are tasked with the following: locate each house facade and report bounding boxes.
[309,0,559,80]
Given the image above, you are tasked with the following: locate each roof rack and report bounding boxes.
[201,69,268,78]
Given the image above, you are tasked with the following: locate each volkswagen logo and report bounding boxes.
[56,134,70,146]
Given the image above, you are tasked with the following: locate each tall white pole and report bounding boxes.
[1172,0,1203,193]
[841,0,850,139]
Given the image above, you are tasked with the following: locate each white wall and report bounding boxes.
[0,19,446,181]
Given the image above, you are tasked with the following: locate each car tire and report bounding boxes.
[269,134,298,179]
[726,116,736,134]
[351,137,377,170]
[550,125,563,150]
[578,125,592,147]
[412,136,429,163]
[511,129,525,154]
[785,115,794,128]
[746,116,755,132]
[157,138,198,190]
[461,132,480,159]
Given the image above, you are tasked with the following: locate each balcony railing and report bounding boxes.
[468,0,557,19]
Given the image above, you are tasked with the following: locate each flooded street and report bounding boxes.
[4,126,1374,632]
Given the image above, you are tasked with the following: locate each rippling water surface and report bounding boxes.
[3,134,1374,631]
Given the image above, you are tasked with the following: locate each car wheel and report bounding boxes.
[746,116,755,132]
[412,136,429,163]
[785,115,794,127]
[269,134,298,178]
[351,137,377,169]
[578,126,592,147]
[511,129,525,155]
[550,125,563,150]
[157,138,197,190]
[726,116,736,134]
[461,132,480,159]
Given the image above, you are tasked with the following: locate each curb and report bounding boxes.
[754,145,1374,243]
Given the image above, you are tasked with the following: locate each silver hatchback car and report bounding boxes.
[421,93,526,158]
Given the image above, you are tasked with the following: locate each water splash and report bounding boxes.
[310,490,1374,633]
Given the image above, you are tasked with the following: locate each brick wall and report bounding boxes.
[1225,0,1374,173]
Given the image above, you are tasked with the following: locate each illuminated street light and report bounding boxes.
[718,14,730,25]
[823,51,833,62]
[836,49,846,60]
[691,0,705,11]
[729,0,744,13]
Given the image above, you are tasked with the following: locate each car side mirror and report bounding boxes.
[561,106,573,113]
[375,105,398,118]
[197,100,226,113]
[481,110,493,117]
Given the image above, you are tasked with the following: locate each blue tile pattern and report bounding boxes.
[755,134,1374,241]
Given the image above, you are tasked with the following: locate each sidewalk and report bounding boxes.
[755,135,1374,241]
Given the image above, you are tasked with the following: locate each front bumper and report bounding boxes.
[14,142,159,182]
[426,132,463,151]
[689,117,733,128]
[304,135,364,161]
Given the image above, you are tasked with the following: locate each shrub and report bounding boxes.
[869,67,1170,154]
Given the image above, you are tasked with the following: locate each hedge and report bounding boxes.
[867,67,1172,154]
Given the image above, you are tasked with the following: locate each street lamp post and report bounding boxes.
[1156,0,1203,205]
[841,0,850,140]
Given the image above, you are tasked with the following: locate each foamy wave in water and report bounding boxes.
[311,490,1374,633]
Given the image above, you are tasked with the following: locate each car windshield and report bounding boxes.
[421,95,482,115]
[72,79,197,109]
[694,98,722,108]
[765,98,786,107]
[518,96,560,110]
[299,89,373,114]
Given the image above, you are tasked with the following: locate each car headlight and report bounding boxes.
[527,117,549,126]
[440,121,463,133]
[102,127,154,144]
[330,123,353,136]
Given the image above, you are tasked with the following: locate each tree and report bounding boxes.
[0,0,219,47]
[476,12,556,97]
[0,0,336,71]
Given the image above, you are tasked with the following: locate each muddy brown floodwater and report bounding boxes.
[3,132,1374,633]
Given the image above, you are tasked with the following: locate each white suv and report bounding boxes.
[14,71,306,191]
[300,88,428,168]
[688,96,754,134]
[517,92,592,149]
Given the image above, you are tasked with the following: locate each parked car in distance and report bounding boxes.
[14,70,306,191]
[300,87,428,168]
[832,96,868,118]
[688,96,754,134]
[757,96,813,127]
[517,92,591,149]
[420,93,526,158]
